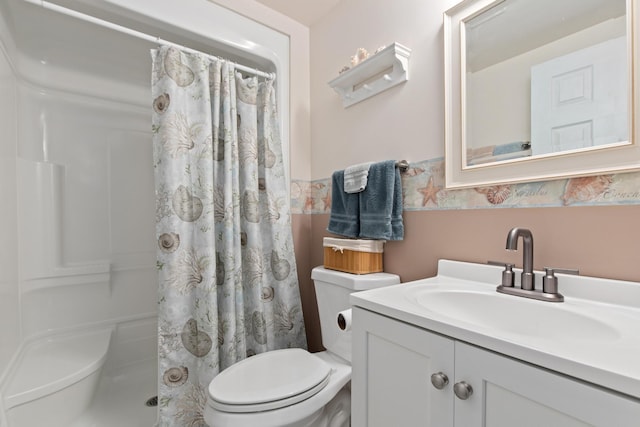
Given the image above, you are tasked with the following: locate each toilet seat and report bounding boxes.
[208,348,332,413]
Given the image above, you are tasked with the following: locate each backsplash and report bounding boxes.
[291,158,640,214]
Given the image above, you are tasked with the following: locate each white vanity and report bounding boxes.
[350,260,640,426]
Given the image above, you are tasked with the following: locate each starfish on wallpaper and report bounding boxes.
[418,175,440,206]
[322,192,332,212]
[304,196,315,213]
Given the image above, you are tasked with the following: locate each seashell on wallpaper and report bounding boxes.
[562,175,613,206]
[475,185,512,205]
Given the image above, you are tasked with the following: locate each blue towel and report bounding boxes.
[359,160,404,241]
[327,170,359,238]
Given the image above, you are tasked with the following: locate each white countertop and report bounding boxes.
[350,259,640,399]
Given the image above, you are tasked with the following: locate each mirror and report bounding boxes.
[444,0,640,188]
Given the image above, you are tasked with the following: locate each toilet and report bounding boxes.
[203,266,400,427]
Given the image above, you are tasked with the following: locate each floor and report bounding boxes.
[70,360,158,427]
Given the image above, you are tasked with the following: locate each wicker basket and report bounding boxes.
[323,238,385,274]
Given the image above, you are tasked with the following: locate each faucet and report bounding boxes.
[505,227,535,291]
[496,227,576,302]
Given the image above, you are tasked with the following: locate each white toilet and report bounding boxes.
[203,266,400,427]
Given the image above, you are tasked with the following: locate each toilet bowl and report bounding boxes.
[204,266,400,427]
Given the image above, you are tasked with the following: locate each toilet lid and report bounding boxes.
[208,348,332,413]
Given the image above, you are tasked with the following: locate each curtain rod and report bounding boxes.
[23,0,276,80]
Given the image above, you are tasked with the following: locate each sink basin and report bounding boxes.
[412,288,620,342]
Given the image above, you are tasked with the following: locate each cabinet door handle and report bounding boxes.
[453,381,473,400]
[430,372,449,390]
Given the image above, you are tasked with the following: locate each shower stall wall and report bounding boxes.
[0,1,289,425]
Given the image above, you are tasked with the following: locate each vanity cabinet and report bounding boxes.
[351,307,640,427]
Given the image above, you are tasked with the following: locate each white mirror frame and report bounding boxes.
[444,0,639,189]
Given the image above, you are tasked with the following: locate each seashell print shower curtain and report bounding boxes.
[151,46,307,426]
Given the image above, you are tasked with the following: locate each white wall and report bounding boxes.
[310,0,460,180]
[0,6,20,379]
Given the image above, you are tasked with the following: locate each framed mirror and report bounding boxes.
[444,0,639,188]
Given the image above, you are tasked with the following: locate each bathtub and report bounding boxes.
[4,328,112,427]
[1,316,159,427]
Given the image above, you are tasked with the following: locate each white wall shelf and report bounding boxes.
[328,42,411,108]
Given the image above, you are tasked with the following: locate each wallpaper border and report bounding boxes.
[290,158,640,214]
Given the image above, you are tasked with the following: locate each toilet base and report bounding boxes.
[315,386,350,427]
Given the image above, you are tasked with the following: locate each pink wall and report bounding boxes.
[297,205,640,351]
[297,0,640,351]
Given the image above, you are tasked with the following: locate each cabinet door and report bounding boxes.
[454,342,640,427]
[351,307,454,427]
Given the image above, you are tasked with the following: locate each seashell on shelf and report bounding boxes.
[350,47,369,66]
[374,45,386,54]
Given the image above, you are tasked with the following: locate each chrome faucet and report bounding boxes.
[496,227,576,303]
[505,227,535,291]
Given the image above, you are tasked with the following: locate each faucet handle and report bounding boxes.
[487,260,511,267]
[542,268,559,294]
[542,267,578,295]
[546,267,579,276]
[501,263,515,287]
[487,261,516,287]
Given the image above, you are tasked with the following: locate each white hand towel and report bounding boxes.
[344,162,373,193]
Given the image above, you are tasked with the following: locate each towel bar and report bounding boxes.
[395,160,409,172]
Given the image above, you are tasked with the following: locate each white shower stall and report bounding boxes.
[0,0,289,425]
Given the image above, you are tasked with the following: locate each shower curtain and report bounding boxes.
[151,46,307,426]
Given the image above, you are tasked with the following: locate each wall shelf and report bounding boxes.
[328,42,411,108]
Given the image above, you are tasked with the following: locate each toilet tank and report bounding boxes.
[311,266,400,362]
